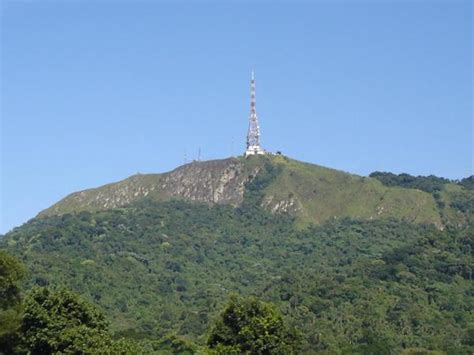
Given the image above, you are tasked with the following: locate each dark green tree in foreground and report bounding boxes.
[19,287,140,354]
[20,287,109,353]
[207,295,301,354]
[0,251,26,353]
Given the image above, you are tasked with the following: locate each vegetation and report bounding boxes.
[370,171,474,228]
[207,295,301,354]
[1,160,473,353]
[0,251,26,353]
[0,252,302,354]
[369,171,451,193]
[19,287,142,354]
[459,176,474,190]
[1,197,472,353]
[37,156,473,228]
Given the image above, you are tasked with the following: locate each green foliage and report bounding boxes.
[0,253,142,354]
[2,199,473,353]
[242,160,282,206]
[207,294,301,354]
[145,334,199,354]
[449,191,474,213]
[369,171,451,193]
[19,287,140,354]
[459,176,474,190]
[0,251,26,353]
[38,156,456,228]
[264,158,444,227]
[20,286,107,353]
[0,251,26,308]
[369,171,474,228]
[1,160,473,353]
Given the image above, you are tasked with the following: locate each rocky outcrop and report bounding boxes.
[38,158,261,217]
[159,158,252,205]
[261,195,303,214]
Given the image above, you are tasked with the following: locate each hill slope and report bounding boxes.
[2,156,473,352]
[37,155,470,229]
[2,200,473,353]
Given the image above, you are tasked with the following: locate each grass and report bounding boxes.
[262,156,442,228]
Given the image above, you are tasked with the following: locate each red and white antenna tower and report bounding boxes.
[245,71,266,156]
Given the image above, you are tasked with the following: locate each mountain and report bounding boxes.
[37,155,471,229]
[1,155,473,353]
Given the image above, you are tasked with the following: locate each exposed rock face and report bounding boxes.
[38,158,260,218]
[41,175,159,216]
[159,158,252,205]
[261,195,303,214]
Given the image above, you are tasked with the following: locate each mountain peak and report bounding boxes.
[38,155,458,229]
[39,156,256,218]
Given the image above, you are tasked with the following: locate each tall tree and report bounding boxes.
[0,251,26,353]
[19,287,139,354]
[207,295,301,354]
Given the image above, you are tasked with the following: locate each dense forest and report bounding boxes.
[1,165,473,354]
[369,171,474,198]
[0,257,297,354]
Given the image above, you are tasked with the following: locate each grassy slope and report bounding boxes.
[438,183,474,227]
[263,155,442,228]
[38,173,164,217]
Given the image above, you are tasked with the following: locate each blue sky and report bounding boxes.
[1,0,472,233]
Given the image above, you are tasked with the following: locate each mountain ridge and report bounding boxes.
[2,155,472,352]
[37,155,471,229]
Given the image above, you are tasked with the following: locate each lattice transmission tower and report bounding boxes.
[245,71,266,156]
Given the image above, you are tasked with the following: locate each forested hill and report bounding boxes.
[1,159,473,353]
[1,203,473,353]
[37,155,473,229]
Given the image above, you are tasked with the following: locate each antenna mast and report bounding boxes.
[245,70,266,156]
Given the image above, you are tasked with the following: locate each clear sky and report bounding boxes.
[1,0,472,233]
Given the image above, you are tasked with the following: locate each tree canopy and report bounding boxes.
[207,295,301,354]
[369,171,451,193]
[0,251,26,352]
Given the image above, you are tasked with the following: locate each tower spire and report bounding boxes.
[245,71,266,156]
